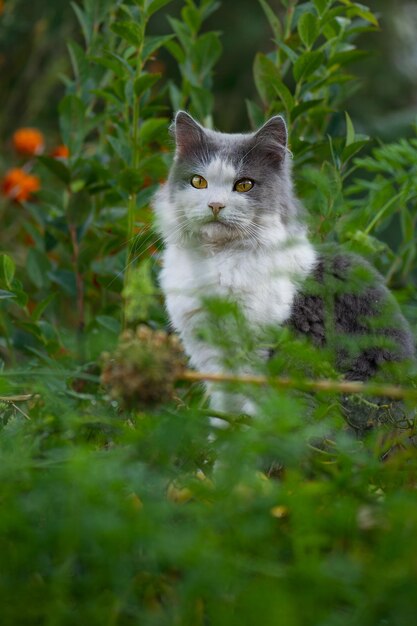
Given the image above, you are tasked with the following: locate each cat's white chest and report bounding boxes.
[160,241,316,333]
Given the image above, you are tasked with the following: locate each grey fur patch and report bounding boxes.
[288,251,416,431]
[289,252,415,378]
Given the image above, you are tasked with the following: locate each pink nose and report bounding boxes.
[208,202,225,216]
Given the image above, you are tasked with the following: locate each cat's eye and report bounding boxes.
[234,179,254,193]
[190,175,208,189]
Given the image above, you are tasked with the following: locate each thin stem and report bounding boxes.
[198,408,251,426]
[69,222,85,343]
[364,192,404,236]
[123,20,146,330]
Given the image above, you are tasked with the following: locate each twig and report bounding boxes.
[181,371,417,401]
[10,402,31,420]
[0,394,33,402]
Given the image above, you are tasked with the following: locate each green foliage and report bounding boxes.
[252,0,375,191]
[166,0,222,124]
[0,1,417,624]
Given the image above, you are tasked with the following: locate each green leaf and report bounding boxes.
[345,111,355,146]
[49,269,76,296]
[139,118,169,144]
[169,81,184,111]
[118,168,144,194]
[31,293,56,322]
[193,32,222,76]
[0,289,16,300]
[136,153,167,179]
[59,94,86,156]
[38,156,71,184]
[343,2,379,26]
[111,21,143,47]
[67,189,92,227]
[134,73,161,97]
[341,138,369,163]
[313,0,329,15]
[96,315,121,334]
[200,1,221,21]
[143,35,175,61]
[10,279,28,307]
[0,254,15,289]
[246,99,266,129]
[401,206,415,243]
[189,85,213,120]
[254,53,275,105]
[276,40,298,63]
[123,258,157,323]
[181,5,202,32]
[258,0,282,38]
[67,41,90,86]
[272,80,294,113]
[70,179,86,193]
[85,0,116,20]
[90,51,133,76]
[26,250,52,290]
[164,39,186,64]
[293,50,324,81]
[329,47,368,67]
[71,2,92,46]
[298,12,320,48]
[145,0,172,18]
[20,320,58,346]
[36,320,59,345]
[291,99,324,121]
[90,88,123,107]
[253,53,294,110]
[167,17,191,53]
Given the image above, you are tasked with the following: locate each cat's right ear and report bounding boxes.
[171,111,205,157]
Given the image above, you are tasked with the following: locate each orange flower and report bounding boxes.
[12,127,45,156]
[51,144,70,159]
[2,168,41,202]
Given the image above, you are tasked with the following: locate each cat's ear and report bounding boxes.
[256,115,287,147]
[253,116,288,165]
[171,111,206,157]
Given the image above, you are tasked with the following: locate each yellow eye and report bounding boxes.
[191,175,208,189]
[234,179,254,193]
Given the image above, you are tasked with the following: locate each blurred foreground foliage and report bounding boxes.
[1,1,417,624]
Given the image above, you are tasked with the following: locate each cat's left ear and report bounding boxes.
[253,116,288,164]
[171,111,207,158]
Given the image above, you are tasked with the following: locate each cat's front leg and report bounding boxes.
[179,327,257,420]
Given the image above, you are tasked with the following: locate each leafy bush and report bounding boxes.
[0,1,417,624]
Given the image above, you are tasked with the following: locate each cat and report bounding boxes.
[153,111,416,430]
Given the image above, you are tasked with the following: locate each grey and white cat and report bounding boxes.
[153,111,415,425]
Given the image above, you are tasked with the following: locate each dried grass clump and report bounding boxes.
[101,326,186,407]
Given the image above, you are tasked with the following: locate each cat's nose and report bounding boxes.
[208,202,225,216]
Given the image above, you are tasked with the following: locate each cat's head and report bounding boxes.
[155,111,302,247]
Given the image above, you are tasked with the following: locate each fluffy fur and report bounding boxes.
[153,112,415,421]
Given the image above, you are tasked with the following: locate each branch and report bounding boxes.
[181,371,417,401]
